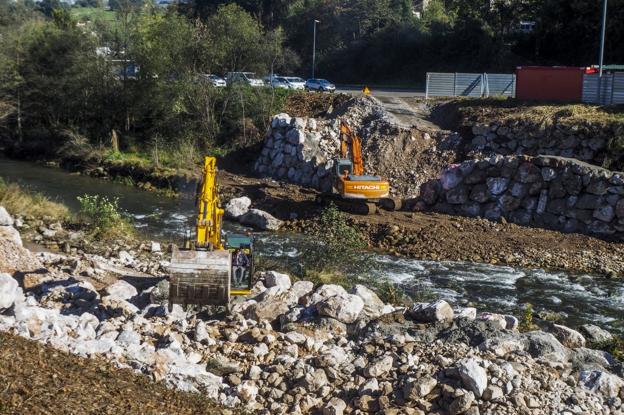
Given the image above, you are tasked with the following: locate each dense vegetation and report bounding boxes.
[0,0,623,166]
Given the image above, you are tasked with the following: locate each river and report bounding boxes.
[1,157,622,334]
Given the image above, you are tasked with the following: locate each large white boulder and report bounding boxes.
[224,197,252,219]
[0,273,21,310]
[264,271,291,290]
[291,280,314,300]
[579,370,624,398]
[104,280,138,301]
[316,293,364,324]
[0,225,22,246]
[550,324,586,348]
[239,209,283,231]
[306,284,348,306]
[349,284,385,319]
[457,358,488,398]
[0,207,13,226]
[408,300,454,322]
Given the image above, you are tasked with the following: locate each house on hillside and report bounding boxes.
[412,0,430,18]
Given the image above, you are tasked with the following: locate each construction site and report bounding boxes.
[1,92,624,414]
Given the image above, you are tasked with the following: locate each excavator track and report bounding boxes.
[317,194,402,215]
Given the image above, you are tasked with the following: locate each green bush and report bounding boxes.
[77,194,133,238]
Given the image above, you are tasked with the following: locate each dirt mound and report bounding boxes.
[332,96,463,196]
[257,95,463,197]
[284,92,350,118]
[0,332,232,415]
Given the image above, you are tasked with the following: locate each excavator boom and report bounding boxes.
[195,156,224,250]
[340,121,364,176]
[168,156,233,308]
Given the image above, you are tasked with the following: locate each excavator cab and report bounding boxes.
[225,233,254,295]
[335,158,353,178]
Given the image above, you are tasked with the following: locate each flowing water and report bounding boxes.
[1,157,622,334]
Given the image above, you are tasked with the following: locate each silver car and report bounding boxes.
[270,77,291,89]
[305,78,336,92]
[285,77,306,90]
[226,72,264,87]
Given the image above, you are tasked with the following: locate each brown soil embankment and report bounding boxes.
[0,331,233,415]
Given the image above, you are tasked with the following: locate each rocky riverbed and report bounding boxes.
[1,207,623,414]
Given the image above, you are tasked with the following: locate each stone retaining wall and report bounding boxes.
[467,120,624,171]
[254,113,338,192]
[419,155,624,239]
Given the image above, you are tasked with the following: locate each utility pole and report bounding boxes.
[598,0,608,76]
[312,19,320,78]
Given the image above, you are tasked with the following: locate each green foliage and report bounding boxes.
[77,194,133,238]
[519,303,538,332]
[299,204,370,281]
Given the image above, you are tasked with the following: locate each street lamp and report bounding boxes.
[312,19,320,78]
[598,0,608,76]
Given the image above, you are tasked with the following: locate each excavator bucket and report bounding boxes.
[168,246,232,309]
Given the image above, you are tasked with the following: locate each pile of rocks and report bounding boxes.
[0,206,21,247]
[418,154,624,239]
[1,210,623,414]
[254,111,339,192]
[254,96,459,196]
[466,120,624,171]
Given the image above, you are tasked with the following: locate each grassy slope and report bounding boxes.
[0,179,69,221]
[0,332,233,415]
[71,6,116,21]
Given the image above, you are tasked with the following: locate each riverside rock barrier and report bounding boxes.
[418,155,624,240]
[466,120,624,172]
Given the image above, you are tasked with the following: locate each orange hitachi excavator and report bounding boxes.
[319,121,401,214]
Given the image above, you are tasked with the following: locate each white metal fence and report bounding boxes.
[582,72,624,105]
[425,72,516,98]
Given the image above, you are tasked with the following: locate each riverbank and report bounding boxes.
[217,172,624,277]
[1,210,623,414]
[3,153,624,279]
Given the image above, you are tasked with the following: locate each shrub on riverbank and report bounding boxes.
[77,194,134,239]
[0,179,69,221]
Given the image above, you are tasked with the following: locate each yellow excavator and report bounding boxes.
[319,120,401,214]
[168,156,254,310]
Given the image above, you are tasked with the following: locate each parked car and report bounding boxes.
[226,72,264,87]
[270,77,291,89]
[284,77,306,90]
[305,78,336,92]
[199,74,226,87]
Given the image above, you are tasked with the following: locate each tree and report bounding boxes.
[202,3,270,74]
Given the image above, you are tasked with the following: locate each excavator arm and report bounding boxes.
[340,121,364,176]
[195,156,224,250]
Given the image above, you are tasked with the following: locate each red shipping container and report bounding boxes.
[515,66,591,101]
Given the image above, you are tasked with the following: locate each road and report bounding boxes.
[335,85,425,98]
[335,86,433,129]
